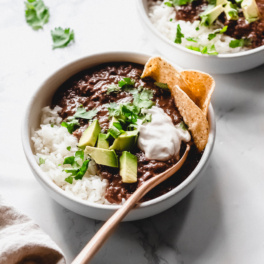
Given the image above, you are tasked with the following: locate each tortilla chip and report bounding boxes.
[180,70,215,115]
[141,57,211,152]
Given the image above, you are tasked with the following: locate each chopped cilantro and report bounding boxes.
[51,27,75,49]
[61,118,80,134]
[170,18,173,22]
[142,113,152,124]
[50,124,54,127]
[154,82,169,90]
[164,1,173,7]
[175,24,184,44]
[227,3,239,20]
[39,157,45,165]
[74,106,98,120]
[166,0,196,6]
[179,121,188,131]
[195,26,200,31]
[186,44,218,55]
[208,26,228,40]
[107,102,121,117]
[133,89,154,109]
[25,0,49,30]
[229,38,251,48]
[186,37,198,42]
[66,146,71,151]
[63,150,89,183]
[65,160,90,183]
[107,84,121,94]
[118,78,135,88]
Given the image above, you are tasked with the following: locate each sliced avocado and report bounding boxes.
[241,0,259,23]
[109,130,138,151]
[224,2,239,20]
[85,146,118,167]
[78,120,101,148]
[120,151,137,183]
[97,133,109,149]
[200,5,224,26]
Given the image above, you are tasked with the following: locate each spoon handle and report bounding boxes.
[72,145,190,264]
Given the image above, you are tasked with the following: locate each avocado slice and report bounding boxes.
[224,2,239,20]
[242,0,259,23]
[200,5,224,26]
[109,130,138,151]
[85,146,118,168]
[97,133,109,149]
[120,151,137,183]
[78,120,101,148]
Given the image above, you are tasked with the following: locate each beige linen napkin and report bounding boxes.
[0,197,65,264]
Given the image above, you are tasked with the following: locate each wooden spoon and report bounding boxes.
[72,144,190,264]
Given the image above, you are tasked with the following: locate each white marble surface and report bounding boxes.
[1,0,264,263]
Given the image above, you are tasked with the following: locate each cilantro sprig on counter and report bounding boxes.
[25,0,50,30]
[51,27,75,49]
[63,150,90,184]
[61,106,98,134]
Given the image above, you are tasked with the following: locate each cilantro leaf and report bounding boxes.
[66,146,71,151]
[167,0,196,6]
[74,106,98,120]
[39,157,45,165]
[51,27,75,49]
[107,84,121,95]
[75,150,84,161]
[63,151,90,183]
[229,38,251,48]
[107,126,122,139]
[175,24,184,44]
[141,113,152,124]
[25,0,49,30]
[107,103,121,117]
[154,82,169,90]
[118,78,135,88]
[133,89,154,109]
[61,118,80,134]
[186,37,198,42]
[164,1,173,6]
[208,26,228,40]
[179,121,188,131]
[186,44,218,55]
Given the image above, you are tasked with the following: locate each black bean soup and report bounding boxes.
[175,0,264,49]
[52,63,202,204]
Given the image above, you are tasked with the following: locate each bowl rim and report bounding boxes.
[137,0,264,58]
[22,50,216,211]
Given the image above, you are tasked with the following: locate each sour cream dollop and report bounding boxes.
[137,106,191,161]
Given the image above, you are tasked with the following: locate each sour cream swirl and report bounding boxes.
[137,106,190,161]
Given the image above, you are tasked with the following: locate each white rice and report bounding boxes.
[32,106,110,204]
[148,0,247,54]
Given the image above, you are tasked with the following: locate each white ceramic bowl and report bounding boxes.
[22,51,216,221]
[137,0,264,74]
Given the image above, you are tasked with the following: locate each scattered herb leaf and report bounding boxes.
[107,84,121,94]
[154,82,169,90]
[39,157,45,165]
[133,89,154,109]
[175,24,185,44]
[25,0,50,30]
[208,25,228,40]
[179,121,188,131]
[51,27,75,49]
[186,37,198,42]
[66,146,71,151]
[229,38,251,48]
[61,118,80,134]
[186,44,218,55]
[118,78,135,88]
[74,106,98,120]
